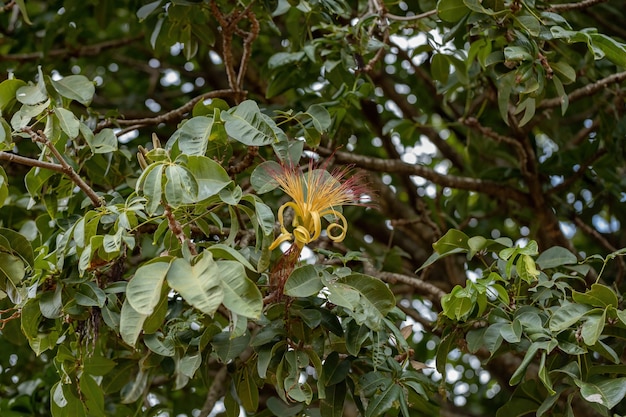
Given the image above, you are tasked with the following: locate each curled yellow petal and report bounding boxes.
[269,231,293,250]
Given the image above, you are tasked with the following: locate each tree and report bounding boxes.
[0,0,625,416]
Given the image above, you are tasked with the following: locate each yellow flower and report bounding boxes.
[269,161,368,250]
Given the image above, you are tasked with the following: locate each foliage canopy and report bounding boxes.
[1,1,626,417]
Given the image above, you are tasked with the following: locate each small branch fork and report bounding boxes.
[209,0,259,99]
[0,128,103,207]
[0,307,20,330]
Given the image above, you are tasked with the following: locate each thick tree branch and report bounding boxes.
[0,35,144,62]
[97,89,239,133]
[540,71,626,109]
[318,148,530,205]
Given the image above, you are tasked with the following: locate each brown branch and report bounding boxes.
[461,117,531,178]
[164,205,197,256]
[318,147,530,205]
[545,0,608,12]
[0,307,20,330]
[376,270,446,307]
[97,89,239,133]
[17,128,103,207]
[198,365,229,417]
[0,34,144,62]
[539,71,626,109]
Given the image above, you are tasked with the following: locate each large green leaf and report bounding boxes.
[119,298,148,347]
[549,302,591,332]
[53,107,80,138]
[328,273,395,330]
[437,0,468,22]
[218,260,262,318]
[222,100,287,146]
[164,164,198,206]
[184,155,231,200]
[284,265,325,297]
[171,116,213,155]
[126,258,172,315]
[51,75,95,106]
[575,377,626,409]
[166,252,223,316]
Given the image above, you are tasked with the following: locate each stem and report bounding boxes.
[13,128,103,207]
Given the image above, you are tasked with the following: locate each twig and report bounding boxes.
[545,0,608,12]
[385,9,438,21]
[573,216,624,287]
[0,307,20,330]
[540,71,626,109]
[548,147,607,196]
[19,128,103,207]
[317,147,530,205]
[0,34,144,62]
[164,204,197,256]
[198,365,229,417]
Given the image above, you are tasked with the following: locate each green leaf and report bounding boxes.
[517,254,540,283]
[321,380,346,417]
[284,265,324,297]
[549,302,591,332]
[365,383,401,417]
[509,342,545,385]
[208,243,256,271]
[80,375,106,417]
[185,155,231,200]
[515,15,541,37]
[572,284,619,308]
[172,116,213,156]
[164,164,198,205]
[433,228,469,254]
[126,259,171,314]
[536,246,577,269]
[88,128,118,153]
[54,108,80,141]
[144,332,176,356]
[437,0,468,22]
[219,260,263,318]
[51,75,95,106]
[137,0,163,21]
[0,252,25,287]
[575,377,626,409]
[222,100,287,146]
[329,273,396,330]
[0,78,26,111]
[237,368,259,412]
[16,67,47,105]
[211,332,251,362]
[267,397,304,417]
[119,298,148,347]
[431,53,450,84]
[250,161,281,194]
[581,310,605,346]
[166,252,223,316]
[589,33,626,67]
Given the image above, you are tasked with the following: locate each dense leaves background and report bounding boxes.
[0,1,626,416]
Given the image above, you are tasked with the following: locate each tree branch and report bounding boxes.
[545,0,608,12]
[97,89,240,133]
[198,365,229,417]
[385,9,437,21]
[540,71,626,109]
[0,34,144,62]
[318,148,530,205]
[13,128,103,207]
